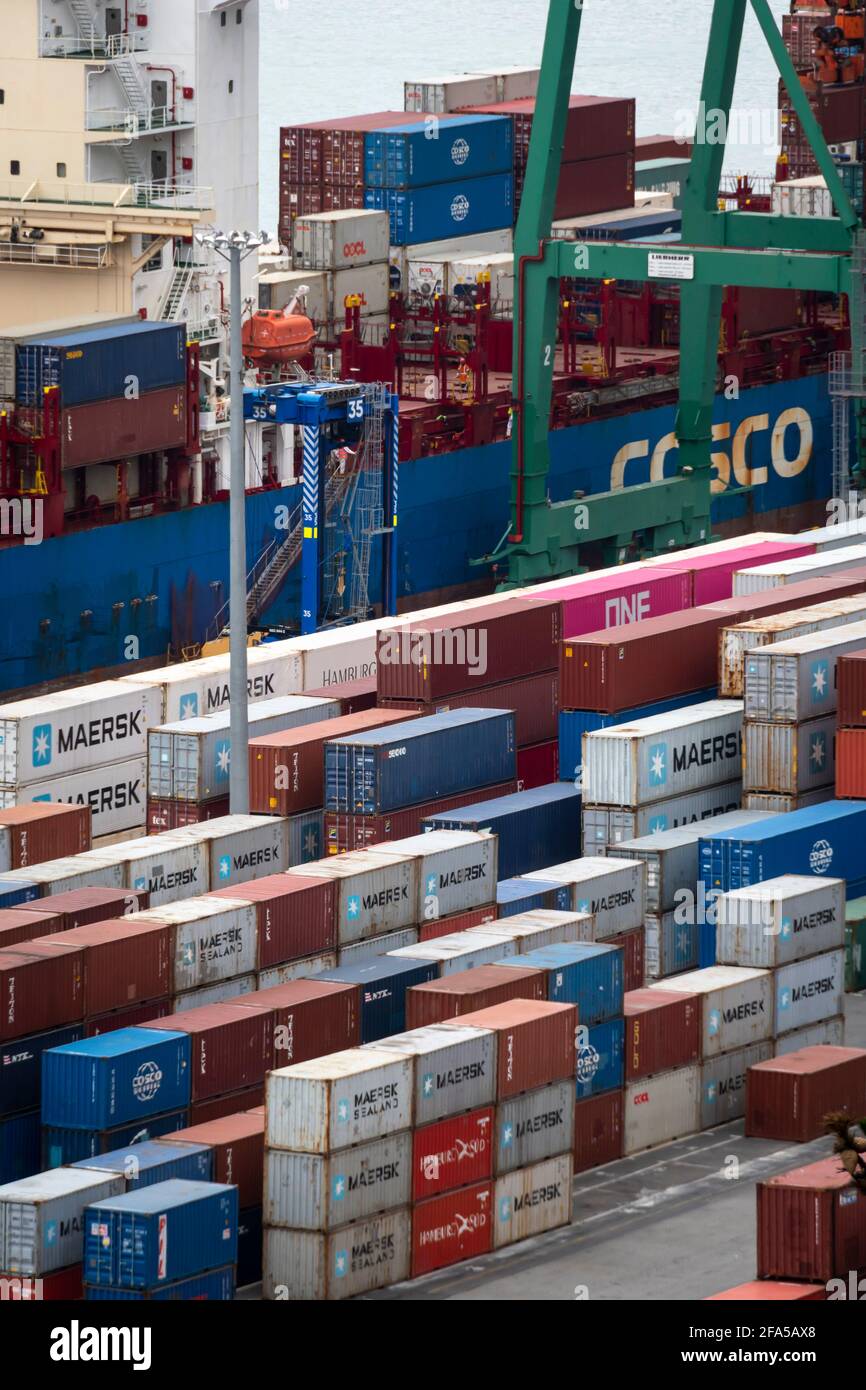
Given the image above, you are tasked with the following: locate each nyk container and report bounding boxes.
[83,1179,238,1289]
[0,681,162,789]
[422,784,580,882]
[440,998,576,1099]
[624,988,701,1080]
[494,1079,575,1175]
[733,543,866,595]
[0,943,84,1039]
[573,1089,623,1173]
[522,857,645,938]
[582,701,744,808]
[558,688,718,785]
[86,1265,236,1302]
[500,942,623,1025]
[699,801,866,893]
[36,918,173,1018]
[263,1209,411,1300]
[744,621,866,723]
[131,897,258,993]
[701,1040,773,1129]
[72,1139,212,1190]
[288,849,418,943]
[0,1168,126,1275]
[43,1109,190,1169]
[405,963,546,1028]
[715,875,845,969]
[365,172,514,244]
[265,1132,412,1231]
[493,1154,572,1249]
[720,594,866,699]
[266,1048,414,1152]
[581,782,744,851]
[207,873,336,970]
[384,671,559,749]
[41,1027,191,1130]
[158,1111,265,1209]
[0,803,90,871]
[364,114,513,188]
[648,966,773,1057]
[370,829,497,923]
[757,1158,866,1281]
[413,1107,494,1200]
[412,1178,493,1275]
[747,1044,866,1143]
[368,1023,496,1122]
[315,957,438,1042]
[774,949,845,1038]
[15,320,186,408]
[743,716,836,796]
[624,1065,701,1154]
[837,647,866,727]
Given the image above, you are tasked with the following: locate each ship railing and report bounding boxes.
[187,318,222,344]
[0,240,110,269]
[86,106,192,135]
[0,179,213,213]
[131,183,215,212]
[40,32,148,59]
[829,349,866,398]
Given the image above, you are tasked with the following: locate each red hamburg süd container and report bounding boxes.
[836,648,866,728]
[746,1046,866,1143]
[147,796,230,833]
[159,1112,265,1209]
[412,1109,495,1202]
[707,1281,826,1302]
[36,918,172,1018]
[411,1180,494,1277]
[376,597,561,701]
[516,740,558,787]
[442,999,577,1099]
[323,779,518,853]
[461,95,635,163]
[61,387,187,469]
[207,873,337,970]
[552,153,635,220]
[604,925,645,993]
[304,677,377,715]
[419,905,498,943]
[757,1157,866,1281]
[406,964,546,1029]
[0,941,84,1039]
[0,1265,83,1300]
[0,907,65,950]
[624,988,701,1081]
[835,728,866,798]
[86,998,171,1036]
[19,885,149,929]
[235,978,359,1067]
[189,1085,265,1125]
[573,1090,624,1174]
[379,671,560,748]
[0,803,91,868]
[146,1003,276,1101]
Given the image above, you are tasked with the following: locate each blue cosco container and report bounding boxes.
[316,957,438,1042]
[365,172,514,245]
[558,687,717,783]
[41,1028,191,1131]
[15,321,187,408]
[43,1109,190,1170]
[365,114,514,188]
[86,1264,236,1302]
[423,783,581,881]
[84,1179,238,1289]
[699,801,866,894]
[575,1018,625,1101]
[0,1023,84,1116]
[72,1139,213,1190]
[325,708,516,814]
[501,942,624,1025]
[497,877,572,917]
[0,880,39,907]
[0,1110,41,1184]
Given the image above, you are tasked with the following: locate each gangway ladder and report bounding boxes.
[159,262,195,322]
[830,228,866,498]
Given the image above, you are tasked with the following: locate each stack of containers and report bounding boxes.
[420,784,581,881]
[289,208,392,342]
[834,646,866,798]
[403,69,540,114]
[521,856,647,991]
[746,1045,866,1143]
[718,593,866,703]
[700,801,866,901]
[0,805,91,871]
[756,1157,866,1286]
[622,987,702,1158]
[845,895,866,992]
[0,1166,127,1300]
[732,542,866,595]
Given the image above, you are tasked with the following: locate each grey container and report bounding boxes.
[366,1024,496,1123]
[493,1154,573,1249]
[522,857,645,938]
[774,1014,845,1054]
[0,1168,126,1276]
[774,949,846,1037]
[264,1132,412,1230]
[743,788,833,814]
[582,779,743,853]
[743,716,836,795]
[494,1080,575,1175]
[614,811,778,914]
[733,543,866,594]
[288,850,418,944]
[716,875,846,969]
[338,928,420,966]
[743,620,866,723]
[174,815,290,891]
[263,1210,411,1301]
[700,1040,773,1130]
[720,594,866,698]
[0,855,126,897]
[582,701,744,808]
[369,829,498,924]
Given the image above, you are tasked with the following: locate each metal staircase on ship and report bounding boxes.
[830,229,866,499]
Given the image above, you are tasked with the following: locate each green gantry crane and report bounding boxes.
[482,0,862,588]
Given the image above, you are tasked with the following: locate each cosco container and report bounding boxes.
[368,1023,496,1122]
[649,966,773,1057]
[16,321,186,408]
[266,1048,414,1152]
[83,1179,238,1289]
[774,949,845,1038]
[493,1154,572,1249]
[716,875,845,969]
[522,857,645,938]
[263,1209,410,1300]
[265,1133,412,1230]
[615,813,776,914]
[720,593,866,698]
[120,645,306,724]
[4,758,148,839]
[701,1040,773,1130]
[733,543,866,595]
[744,622,866,723]
[0,1168,126,1275]
[757,1158,866,1282]
[700,801,866,893]
[289,849,418,943]
[370,829,497,922]
[497,878,571,916]
[558,688,718,785]
[743,716,836,796]
[365,114,513,188]
[169,815,290,891]
[208,872,336,970]
[581,781,744,852]
[494,1079,575,1175]
[500,942,623,1025]
[573,1089,624,1173]
[575,1017,624,1100]
[131,897,258,992]
[72,1139,212,1190]
[405,963,545,1028]
[0,681,161,789]
[747,1045,866,1142]
[316,956,438,1042]
[624,1065,701,1155]
[422,785,580,882]
[442,998,576,1099]
[582,701,744,808]
[41,1027,191,1130]
[365,172,514,245]
[144,1005,274,1101]
[624,988,701,1080]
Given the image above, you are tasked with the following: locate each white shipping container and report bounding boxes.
[772,175,835,219]
[264,1133,412,1231]
[132,895,258,992]
[744,620,866,723]
[0,681,162,789]
[388,931,518,976]
[716,875,846,970]
[624,1066,701,1155]
[258,954,338,989]
[774,949,846,1037]
[173,974,257,1011]
[773,1014,845,1055]
[292,209,391,271]
[649,965,773,1058]
[120,645,306,724]
[113,834,209,907]
[403,73,498,113]
[266,1049,414,1153]
[368,1024,496,1122]
[732,543,866,595]
[720,594,866,698]
[743,788,833,814]
[582,780,744,853]
[0,756,148,839]
[522,857,645,937]
[494,1080,575,1175]
[370,830,497,923]
[743,716,836,796]
[263,1210,411,1301]
[701,1041,774,1130]
[484,66,540,101]
[328,262,390,321]
[0,1169,126,1276]
[449,252,514,306]
[338,929,419,966]
[493,1154,573,1249]
[0,854,125,896]
[288,850,418,944]
[258,269,329,320]
[583,701,744,808]
[175,815,290,891]
[797,518,866,552]
[480,909,595,951]
[390,229,513,294]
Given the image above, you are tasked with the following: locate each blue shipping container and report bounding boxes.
[699,920,716,970]
[559,688,718,783]
[86,1264,236,1301]
[0,1110,41,1184]
[648,915,699,979]
[16,321,187,408]
[496,877,573,917]
[71,1139,213,1190]
[501,942,624,1025]
[575,1018,625,1101]
[41,1027,191,1131]
[325,708,516,814]
[43,1109,191,1169]
[0,1023,83,1116]
[238,1204,263,1287]
[699,801,866,894]
[84,1179,238,1289]
[316,957,438,1043]
[365,173,515,245]
[288,808,325,865]
[422,783,581,881]
[0,880,39,907]
[364,114,514,188]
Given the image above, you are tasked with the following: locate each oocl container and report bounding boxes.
[774,949,846,1038]
[649,966,773,1057]
[493,1154,573,1249]
[292,208,391,269]
[264,1132,412,1231]
[0,682,161,789]
[144,1004,274,1101]
[288,849,417,944]
[757,1158,866,1281]
[83,1179,238,1290]
[368,1023,496,1122]
[701,1040,773,1129]
[315,957,438,1042]
[412,1108,494,1200]
[744,621,866,723]
[207,873,336,970]
[369,829,497,923]
[131,897,258,993]
[716,875,846,969]
[521,857,645,937]
[747,1045,866,1142]
[582,701,744,808]
[266,1048,414,1152]
[41,1027,191,1130]
[422,784,580,882]
[0,942,84,1039]
[263,1209,411,1301]
[733,543,866,595]
[440,998,576,1100]
[405,963,546,1028]
[720,594,866,698]
[625,988,701,1080]
[0,1168,126,1275]
[624,1065,701,1154]
[582,780,745,850]
[699,801,866,894]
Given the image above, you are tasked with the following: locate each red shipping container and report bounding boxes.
[147,797,230,833]
[280,182,324,218]
[636,134,690,161]
[653,539,815,605]
[18,885,149,929]
[323,779,518,853]
[746,1046,866,1143]
[189,1085,264,1125]
[442,999,577,1099]
[303,677,377,715]
[381,671,560,749]
[36,918,172,1018]
[86,997,171,1036]
[836,648,866,728]
[552,153,635,221]
[160,1112,265,1209]
[419,904,498,943]
[836,728,866,797]
[757,1157,866,1281]
[707,1281,825,1302]
[0,1265,83,1301]
[604,925,645,993]
[207,873,336,969]
[406,964,546,1028]
[146,1003,275,1101]
[0,941,84,1039]
[573,1090,624,1174]
[516,741,558,788]
[280,112,424,186]
[411,1179,493,1276]
[61,387,187,470]
[412,1109,494,1203]
[624,987,701,1081]
[816,82,865,143]
[461,95,636,163]
[320,185,367,211]
[0,907,65,950]
[703,566,866,621]
[0,803,91,868]
[236,978,359,1067]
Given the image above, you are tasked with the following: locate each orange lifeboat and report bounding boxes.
[242,303,317,366]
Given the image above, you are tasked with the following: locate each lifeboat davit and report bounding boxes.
[242,307,317,365]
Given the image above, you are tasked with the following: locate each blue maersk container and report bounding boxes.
[84,1179,238,1290]
[575,1018,625,1101]
[86,1265,236,1302]
[41,1027,191,1131]
[558,687,717,783]
[422,783,581,880]
[325,708,516,814]
[0,880,39,907]
[43,1109,190,1170]
[0,1110,41,1184]
[72,1139,213,1190]
[15,321,187,408]
[365,172,515,245]
[501,942,624,1025]
[365,114,514,188]
[0,1023,84,1116]
[496,877,572,917]
[699,801,866,894]
[316,957,438,1043]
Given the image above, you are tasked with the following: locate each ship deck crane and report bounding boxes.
[481,0,862,587]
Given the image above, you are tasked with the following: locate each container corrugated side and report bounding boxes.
[338,928,419,965]
[264,1132,412,1230]
[412,1108,494,1200]
[420,784,580,882]
[699,801,866,894]
[83,1180,238,1289]
[733,544,866,595]
[720,593,866,698]
[624,988,702,1080]
[263,1210,411,1300]
[743,717,836,796]
[774,949,846,1037]
[176,816,290,892]
[266,1049,414,1153]
[757,1158,866,1282]
[493,1154,573,1248]
[624,1065,701,1155]
[0,682,162,789]
[4,757,148,839]
[716,876,845,969]
[582,701,744,808]
[41,1027,191,1130]
[369,829,497,923]
[387,932,519,977]
[521,858,645,937]
[481,909,593,951]
[0,1168,126,1275]
[582,781,743,853]
[701,1040,773,1129]
[746,1045,866,1142]
[744,621,866,723]
[367,1024,496,1123]
[573,1089,623,1173]
[649,966,773,1057]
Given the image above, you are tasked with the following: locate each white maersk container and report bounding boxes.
[169,815,289,891]
[733,543,866,595]
[0,854,125,897]
[773,1014,845,1054]
[649,966,773,1058]
[388,930,518,975]
[744,621,866,723]
[288,850,418,944]
[404,72,498,113]
[0,681,161,789]
[292,209,391,271]
[522,857,645,937]
[338,928,420,966]
[743,788,833,814]
[624,1066,701,1155]
[480,909,594,951]
[367,1024,496,1122]
[264,1132,412,1231]
[720,594,866,698]
[494,1080,575,1174]
[0,1168,126,1276]
[614,812,778,915]
[701,1041,774,1130]
[263,1211,411,1301]
[742,716,836,796]
[582,780,743,852]
[583,701,744,808]
[493,1154,573,1249]
[716,875,845,970]
[120,646,306,724]
[266,1049,414,1153]
[173,975,257,1011]
[772,175,835,219]
[258,954,337,989]
[107,835,209,908]
[370,829,497,923]
[132,895,258,991]
[774,949,846,1038]
[0,756,148,839]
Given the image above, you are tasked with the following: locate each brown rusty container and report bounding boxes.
[85,998,171,1036]
[147,797,230,833]
[0,803,91,868]
[419,904,498,943]
[207,873,336,970]
[440,998,577,1099]
[189,1085,265,1125]
[0,907,66,950]
[836,727,866,797]
[159,1111,265,1209]
[303,677,377,715]
[406,963,546,1028]
[746,1045,866,1143]
[573,1090,624,1174]
[61,386,187,469]
[0,940,84,1039]
[234,978,360,1067]
[18,885,149,929]
[604,925,645,993]
[380,671,559,748]
[147,1003,276,1101]
[324,779,518,853]
[34,918,173,1019]
[837,648,866,728]
[552,153,635,220]
[757,1157,866,1281]
[625,987,701,1081]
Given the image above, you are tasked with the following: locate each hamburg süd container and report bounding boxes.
[493,1154,573,1249]
[84,1179,238,1289]
[573,1089,623,1173]
[412,1108,494,1201]
[624,988,701,1080]
[715,875,846,970]
[733,543,866,595]
[421,784,581,882]
[499,942,623,1025]
[71,1139,212,1190]
[521,857,645,938]
[263,1210,411,1301]
[369,829,497,923]
[774,949,846,1038]
[364,114,514,188]
[649,966,773,1057]
[582,781,744,851]
[744,621,866,724]
[720,593,866,698]
[0,803,90,871]
[757,1158,866,1282]
[131,897,258,993]
[440,998,576,1100]
[0,1168,126,1276]
[699,800,866,894]
[207,872,336,970]
[700,1040,773,1130]
[411,1178,493,1275]
[288,849,418,944]
[494,1079,575,1175]
[582,701,744,808]
[0,943,85,1040]
[405,963,546,1028]
[624,1065,701,1155]
[746,1045,866,1142]
[265,1133,411,1230]
[743,716,836,796]
[0,681,162,789]
[365,172,514,245]
[315,956,438,1043]
[366,1023,496,1123]
[15,320,186,408]
[41,1027,191,1130]
[266,1048,414,1153]
[144,1004,274,1101]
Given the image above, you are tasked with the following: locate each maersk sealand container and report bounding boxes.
[15,321,186,408]
[422,783,581,880]
[699,801,866,894]
[83,1179,238,1289]
[364,114,514,188]
[365,173,514,245]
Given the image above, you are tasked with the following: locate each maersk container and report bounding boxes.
[582,779,743,851]
[624,1066,701,1155]
[266,1049,415,1153]
[171,815,291,891]
[732,543,866,594]
[743,716,836,796]
[173,975,257,1011]
[500,942,624,1025]
[421,784,580,881]
[496,878,571,916]
[41,1027,191,1131]
[494,1079,575,1175]
[131,897,257,992]
[0,854,126,898]
[649,966,773,1058]
[86,1264,236,1302]
[364,114,514,188]
[0,1022,83,1116]
[744,622,866,724]
[720,594,866,699]
[699,801,866,894]
[316,956,438,1042]
[774,949,846,1038]
[387,931,519,977]
[0,1111,40,1185]
[614,812,779,914]
[264,1133,412,1231]
[368,1023,496,1122]
[15,321,186,408]
[774,1015,845,1054]
[263,1210,411,1301]
[575,1017,625,1100]
[582,701,744,809]
[7,756,148,839]
[338,928,419,965]
[369,829,497,922]
[83,1179,238,1289]
[644,913,699,981]
[558,687,718,784]
[72,1139,212,1190]
[42,1110,190,1170]
[0,1168,126,1276]
[288,849,418,943]
[701,1040,774,1130]
[482,908,594,951]
[108,835,209,908]
[325,708,516,814]
[0,680,162,788]
[365,172,514,245]
[493,1153,573,1249]
[716,875,846,969]
[522,857,645,938]
[121,645,306,724]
